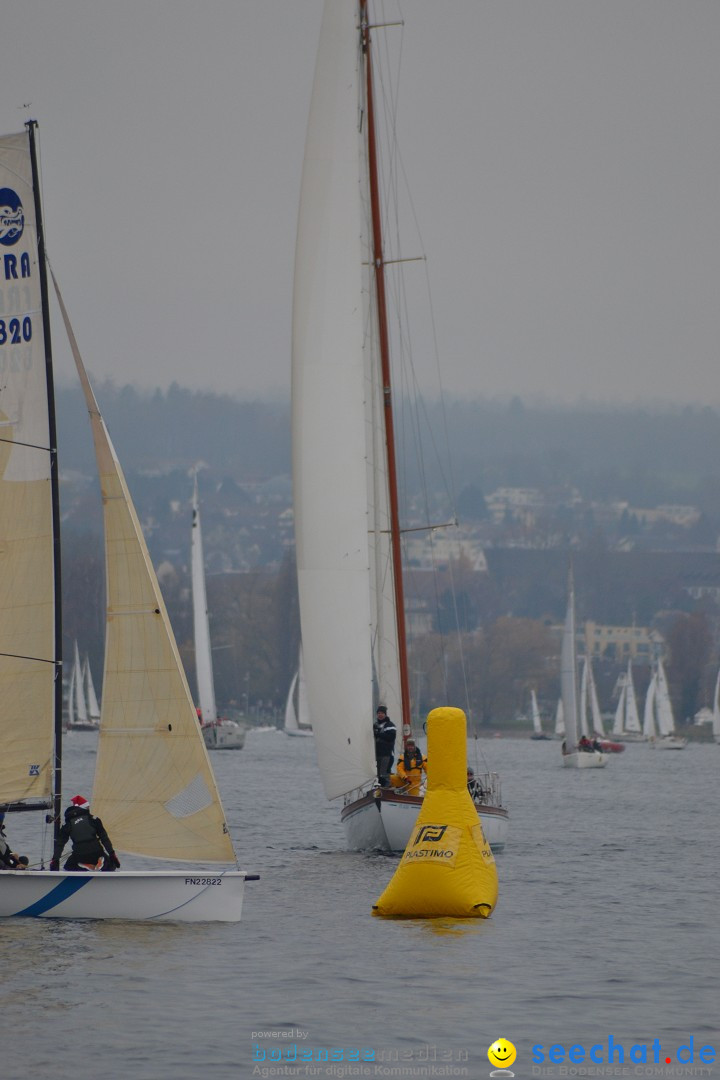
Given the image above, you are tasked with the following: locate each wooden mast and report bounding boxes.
[361,3,412,747]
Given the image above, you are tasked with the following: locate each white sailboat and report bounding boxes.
[191,475,245,750]
[0,124,256,921]
[560,569,607,768]
[284,646,312,737]
[582,655,626,753]
[291,0,508,853]
[554,697,565,737]
[645,659,687,750]
[712,668,720,745]
[66,641,100,731]
[612,661,645,742]
[83,654,101,724]
[529,689,550,740]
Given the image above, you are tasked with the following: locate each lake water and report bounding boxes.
[2,730,718,1080]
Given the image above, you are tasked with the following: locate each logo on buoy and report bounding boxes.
[414,824,447,845]
[488,1038,516,1077]
[0,188,24,246]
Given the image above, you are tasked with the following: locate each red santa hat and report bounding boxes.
[70,795,90,809]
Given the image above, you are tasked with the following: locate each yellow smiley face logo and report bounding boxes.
[488,1039,517,1069]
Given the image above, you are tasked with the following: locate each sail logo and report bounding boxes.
[28,764,40,776]
[0,188,24,246]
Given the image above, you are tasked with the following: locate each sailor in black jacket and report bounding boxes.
[373,705,397,786]
[50,795,120,872]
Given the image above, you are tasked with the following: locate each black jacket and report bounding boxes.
[373,716,397,749]
[53,807,115,863]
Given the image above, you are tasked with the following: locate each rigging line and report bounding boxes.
[0,651,59,665]
[0,436,53,452]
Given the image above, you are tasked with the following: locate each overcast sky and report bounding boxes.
[2,1,719,407]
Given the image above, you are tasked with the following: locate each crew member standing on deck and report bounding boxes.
[373,705,397,787]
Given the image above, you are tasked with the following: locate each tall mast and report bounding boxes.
[361,3,412,746]
[27,121,63,844]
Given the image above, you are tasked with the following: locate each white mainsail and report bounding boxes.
[530,690,543,736]
[560,571,579,751]
[625,661,641,733]
[0,130,56,811]
[83,655,101,721]
[554,697,565,736]
[191,474,217,725]
[291,0,383,800]
[587,658,605,736]
[713,669,720,744]
[655,660,675,736]
[612,679,627,736]
[285,645,312,734]
[72,641,88,725]
[53,275,235,864]
[643,673,657,739]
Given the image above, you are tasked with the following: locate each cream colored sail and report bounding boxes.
[52,274,235,863]
[0,131,55,808]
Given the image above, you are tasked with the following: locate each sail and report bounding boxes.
[625,662,641,733]
[53,274,235,864]
[643,673,657,738]
[73,641,88,724]
[587,659,605,736]
[284,670,300,732]
[579,659,590,738]
[291,0,378,799]
[612,680,626,736]
[655,660,675,736]
[560,572,579,750]
[297,645,311,730]
[554,697,565,736]
[191,475,217,724]
[0,130,56,809]
[713,669,720,743]
[530,690,543,735]
[84,655,101,720]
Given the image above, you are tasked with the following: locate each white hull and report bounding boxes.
[341,789,509,854]
[285,729,313,738]
[202,720,245,750]
[562,750,608,768]
[0,869,254,922]
[650,735,688,750]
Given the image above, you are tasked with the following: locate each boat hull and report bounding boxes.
[340,789,509,854]
[285,729,313,738]
[202,721,245,750]
[650,736,688,750]
[598,740,625,753]
[561,750,608,768]
[0,869,254,922]
[530,734,552,741]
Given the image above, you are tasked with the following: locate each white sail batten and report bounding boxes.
[0,131,55,808]
[292,0,377,800]
[191,476,217,724]
[52,274,235,864]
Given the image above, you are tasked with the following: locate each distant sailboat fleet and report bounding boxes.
[66,641,100,731]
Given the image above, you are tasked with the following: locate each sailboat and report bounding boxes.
[554,697,565,738]
[560,569,607,768]
[580,655,624,752]
[0,123,256,921]
[529,690,551,740]
[291,0,509,853]
[644,658,687,750]
[66,641,100,731]
[612,661,644,742]
[284,646,312,737]
[191,475,245,750]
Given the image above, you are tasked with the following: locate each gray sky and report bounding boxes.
[2,1,719,406]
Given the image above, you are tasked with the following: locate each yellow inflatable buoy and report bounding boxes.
[372,706,498,918]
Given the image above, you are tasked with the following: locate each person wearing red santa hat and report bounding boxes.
[49,795,120,872]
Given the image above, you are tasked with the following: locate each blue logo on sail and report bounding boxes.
[0,188,24,246]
